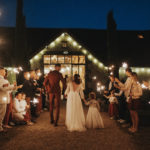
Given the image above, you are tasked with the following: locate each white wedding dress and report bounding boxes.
[65,82,86,132]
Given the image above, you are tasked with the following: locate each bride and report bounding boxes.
[65,74,86,132]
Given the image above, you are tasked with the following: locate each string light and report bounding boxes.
[61,33,65,37]
[93,59,98,64]
[82,49,87,54]
[67,37,72,42]
[30,32,108,74]
[34,55,39,60]
[56,37,61,42]
[98,63,104,68]
[50,42,55,47]
[73,41,77,46]
[78,45,82,49]
[88,54,93,60]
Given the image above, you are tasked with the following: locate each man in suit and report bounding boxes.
[0,67,21,132]
[44,64,66,126]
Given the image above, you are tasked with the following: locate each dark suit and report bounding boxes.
[44,70,66,124]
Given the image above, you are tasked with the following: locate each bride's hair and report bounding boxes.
[73,74,81,85]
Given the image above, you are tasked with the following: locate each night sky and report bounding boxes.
[0,0,150,30]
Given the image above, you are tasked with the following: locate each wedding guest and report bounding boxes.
[3,70,14,128]
[115,68,133,127]
[35,69,46,110]
[34,73,42,115]
[84,92,104,129]
[108,75,118,93]
[104,90,119,119]
[128,72,142,133]
[12,92,33,126]
[22,71,32,105]
[29,70,39,117]
[0,67,20,132]
[22,71,37,122]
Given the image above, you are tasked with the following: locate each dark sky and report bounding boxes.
[0,0,150,30]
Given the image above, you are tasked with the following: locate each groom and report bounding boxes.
[44,64,66,126]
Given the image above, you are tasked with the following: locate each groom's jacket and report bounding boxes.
[43,70,66,94]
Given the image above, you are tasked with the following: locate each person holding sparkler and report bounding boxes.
[0,67,22,132]
[12,92,33,126]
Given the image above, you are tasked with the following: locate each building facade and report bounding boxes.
[30,32,109,93]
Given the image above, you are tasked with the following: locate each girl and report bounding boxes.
[104,90,119,119]
[84,92,104,129]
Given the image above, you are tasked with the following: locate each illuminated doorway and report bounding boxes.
[43,55,86,88]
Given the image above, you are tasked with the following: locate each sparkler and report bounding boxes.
[13,68,19,74]
[37,72,42,77]
[122,62,128,69]
[27,73,30,79]
[32,98,39,104]
[141,83,147,89]
[110,72,113,75]
[18,67,23,71]
[2,97,7,102]
[101,85,105,90]
[92,76,97,80]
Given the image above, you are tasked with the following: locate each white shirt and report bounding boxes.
[131,81,143,99]
[109,96,118,104]
[13,98,27,115]
[0,75,15,104]
[119,77,133,99]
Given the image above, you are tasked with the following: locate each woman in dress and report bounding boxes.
[65,74,86,132]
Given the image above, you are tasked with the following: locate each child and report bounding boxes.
[104,90,119,119]
[13,92,33,126]
[84,92,104,129]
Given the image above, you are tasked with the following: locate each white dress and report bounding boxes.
[86,100,104,129]
[65,82,86,132]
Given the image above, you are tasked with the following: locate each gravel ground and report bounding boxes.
[0,102,150,150]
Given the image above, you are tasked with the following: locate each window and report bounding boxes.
[44,65,50,74]
[58,55,64,63]
[79,56,85,64]
[51,55,57,64]
[72,65,79,75]
[65,55,71,63]
[44,55,50,64]
[43,54,85,88]
[72,55,78,64]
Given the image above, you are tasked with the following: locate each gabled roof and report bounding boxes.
[30,32,108,71]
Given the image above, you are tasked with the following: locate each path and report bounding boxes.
[0,102,150,150]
